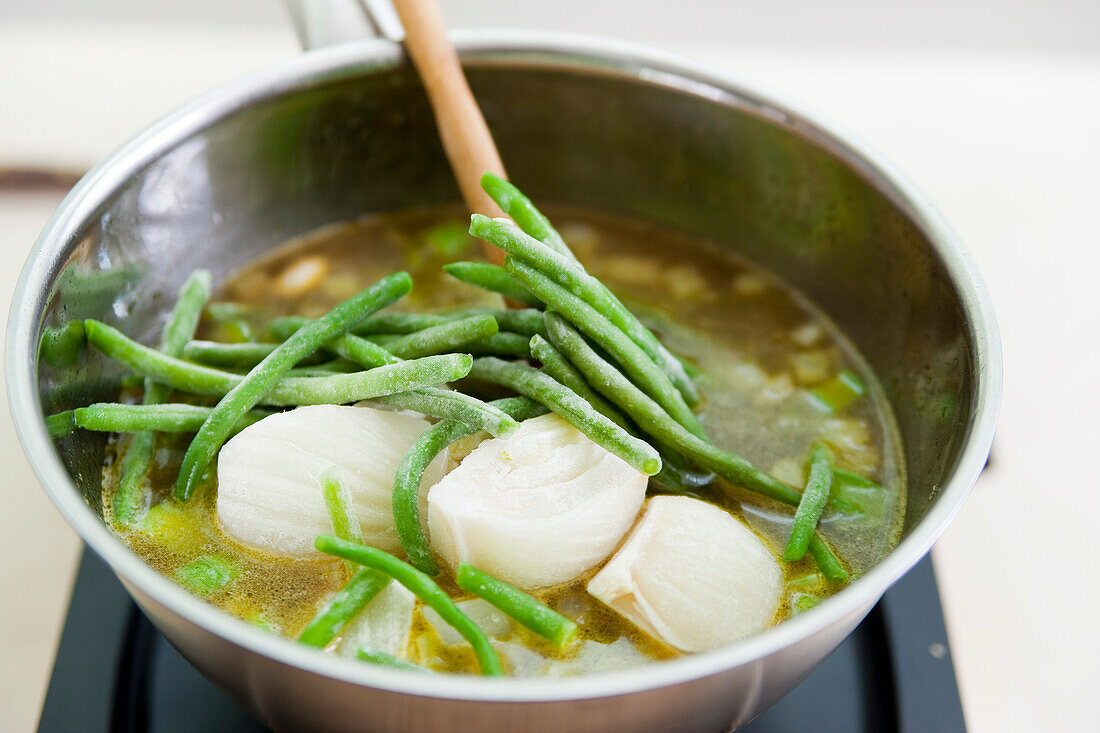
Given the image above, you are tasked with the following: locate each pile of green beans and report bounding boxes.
[315,535,503,676]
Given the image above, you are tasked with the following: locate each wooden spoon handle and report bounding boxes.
[391,0,507,263]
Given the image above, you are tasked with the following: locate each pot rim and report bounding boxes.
[6,30,1001,703]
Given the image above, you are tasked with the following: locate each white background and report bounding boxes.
[1,1,1098,730]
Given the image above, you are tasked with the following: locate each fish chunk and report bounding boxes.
[426,413,647,589]
[587,495,783,652]
[217,405,445,557]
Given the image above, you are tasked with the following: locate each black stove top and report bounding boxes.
[38,550,965,732]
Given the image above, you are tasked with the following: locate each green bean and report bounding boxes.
[282,358,359,378]
[467,357,660,475]
[315,535,504,676]
[298,570,390,648]
[321,468,364,545]
[116,270,211,524]
[356,648,428,672]
[505,259,706,439]
[204,302,258,323]
[328,333,402,368]
[783,444,834,562]
[184,340,330,369]
[833,467,886,491]
[369,315,498,359]
[375,330,531,360]
[85,321,470,406]
[39,320,86,368]
[176,272,414,501]
[544,313,848,580]
[529,334,629,430]
[470,214,699,407]
[183,340,281,368]
[442,261,540,305]
[483,309,546,337]
[347,308,546,338]
[479,172,575,259]
[807,536,849,583]
[46,410,76,436]
[73,403,272,433]
[464,332,533,358]
[372,389,521,438]
[278,314,538,364]
[393,396,546,575]
[455,563,577,647]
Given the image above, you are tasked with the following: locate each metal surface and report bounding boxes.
[38,550,965,733]
[6,32,1000,733]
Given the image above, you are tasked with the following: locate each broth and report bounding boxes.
[102,205,905,676]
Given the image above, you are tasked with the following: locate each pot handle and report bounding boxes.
[283,0,405,50]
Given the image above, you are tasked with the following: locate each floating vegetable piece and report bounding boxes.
[39,320,86,368]
[427,413,647,589]
[217,405,448,557]
[587,496,783,652]
[808,369,866,413]
[176,555,237,596]
[337,581,417,659]
[299,570,390,648]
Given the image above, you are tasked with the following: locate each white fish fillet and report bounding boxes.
[426,413,647,589]
[216,405,446,557]
[587,495,783,652]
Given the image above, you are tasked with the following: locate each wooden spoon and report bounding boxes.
[391,0,508,264]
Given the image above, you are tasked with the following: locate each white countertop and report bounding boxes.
[2,21,1098,732]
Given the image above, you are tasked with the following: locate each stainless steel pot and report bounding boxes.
[6,30,1000,733]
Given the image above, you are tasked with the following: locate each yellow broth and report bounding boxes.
[102,206,905,676]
